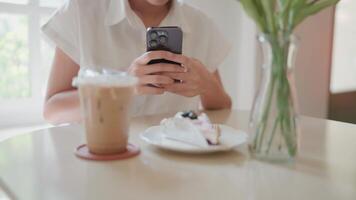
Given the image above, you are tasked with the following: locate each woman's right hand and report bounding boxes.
[128,51,186,95]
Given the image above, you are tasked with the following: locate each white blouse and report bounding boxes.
[41,0,231,116]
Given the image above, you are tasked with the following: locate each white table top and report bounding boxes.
[0,110,356,200]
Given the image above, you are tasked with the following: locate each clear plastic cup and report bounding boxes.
[73,69,137,154]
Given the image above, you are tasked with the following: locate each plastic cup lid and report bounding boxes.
[72,68,137,87]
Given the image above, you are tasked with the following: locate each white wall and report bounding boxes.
[183,0,257,110]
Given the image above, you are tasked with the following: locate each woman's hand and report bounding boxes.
[129,51,231,109]
[161,54,232,109]
[128,51,185,95]
[161,56,217,97]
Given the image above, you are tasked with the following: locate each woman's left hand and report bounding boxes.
[159,53,232,109]
[161,55,218,97]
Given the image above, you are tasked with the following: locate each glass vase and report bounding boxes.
[249,34,299,161]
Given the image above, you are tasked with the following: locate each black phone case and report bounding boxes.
[146,26,183,65]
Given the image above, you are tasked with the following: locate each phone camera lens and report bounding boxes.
[159,35,168,44]
[149,40,158,48]
[150,32,158,40]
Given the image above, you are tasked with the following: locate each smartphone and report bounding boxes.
[146,26,183,65]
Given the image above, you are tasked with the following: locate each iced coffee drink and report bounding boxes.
[74,70,137,154]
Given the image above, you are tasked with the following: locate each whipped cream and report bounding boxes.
[160,112,220,147]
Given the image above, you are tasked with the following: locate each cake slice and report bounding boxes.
[161,111,221,146]
[160,117,209,147]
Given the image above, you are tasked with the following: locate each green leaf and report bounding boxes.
[292,0,340,29]
[237,0,340,35]
[287,0,307,31]
[239,0,267,32]
[279,0,293,31]
[261,0,277,34]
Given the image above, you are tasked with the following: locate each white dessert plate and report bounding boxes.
[140,124,248,154]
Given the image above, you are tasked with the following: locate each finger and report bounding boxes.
[136,51,176,65]
[136,51,190,66]
[161,72,188,81]
[134,63,185,76]
[135,85,165,95]
[164,83,191,93]
[138,75,175,85]
[168,54,190,67]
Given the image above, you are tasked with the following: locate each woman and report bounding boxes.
[42,0,232,124]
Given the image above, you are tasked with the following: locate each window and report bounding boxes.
[331,0,356,93]
[0,0,63,127]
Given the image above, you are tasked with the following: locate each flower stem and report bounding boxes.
[266,116,280,153]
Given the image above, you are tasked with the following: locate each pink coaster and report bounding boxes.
[75,143,140,161]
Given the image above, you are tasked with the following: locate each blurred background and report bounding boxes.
[0,0,355,134]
